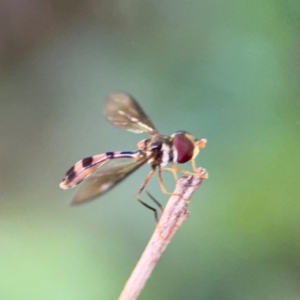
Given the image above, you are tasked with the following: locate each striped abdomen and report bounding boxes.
[60,151,139,189]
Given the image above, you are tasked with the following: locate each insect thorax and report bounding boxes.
[137,135,176,167]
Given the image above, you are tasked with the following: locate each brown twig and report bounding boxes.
[118,168,208,300]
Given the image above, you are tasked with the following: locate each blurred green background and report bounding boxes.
[1,0,300,299]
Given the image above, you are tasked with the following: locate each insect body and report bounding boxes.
[60,93,207,219]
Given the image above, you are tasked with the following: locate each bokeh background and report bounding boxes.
[1,0,300,299]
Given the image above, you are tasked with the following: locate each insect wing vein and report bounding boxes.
[105,92,158,135]
[71,153,148,205]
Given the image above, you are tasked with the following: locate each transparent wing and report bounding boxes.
[105,92,158,135]
[71,153,148,205]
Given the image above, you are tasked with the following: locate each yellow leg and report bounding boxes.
[136,169,155,198]
[137,168,166,239]
[172,162,207,179]
[136,169,160,223]
[161,167,178,181]
[172,163,195,176]
[158,168,189,204]
[158,168,176,195]
[191,159,198,172]
[136,169,168,240]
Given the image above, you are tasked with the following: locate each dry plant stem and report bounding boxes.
[118,168,208,300]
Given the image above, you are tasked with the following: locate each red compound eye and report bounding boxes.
[173,133,194,163]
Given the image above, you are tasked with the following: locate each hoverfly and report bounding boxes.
[60,92,207,221]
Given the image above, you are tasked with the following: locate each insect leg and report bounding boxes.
[172,163,195,176]
[136,168,158,222]
[158,167,189,203]
[158,167,179,195]
[145,190,164,213]
[191,159,198,172]
[174,162,208,179]
[161,167,178,181]
[191,138,206,172]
